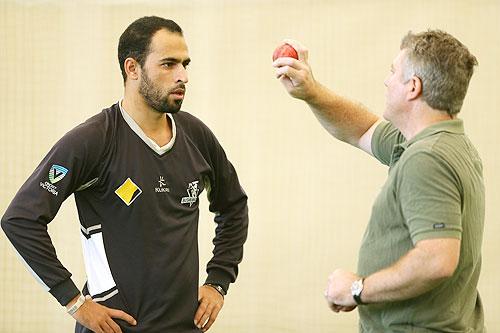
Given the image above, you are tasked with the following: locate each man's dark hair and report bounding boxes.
[118,16,183,83]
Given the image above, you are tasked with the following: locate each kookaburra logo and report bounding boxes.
[181,181,200,207]
[155,176,170,193]
[158,176,166,187]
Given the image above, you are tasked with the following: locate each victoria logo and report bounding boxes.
[181,180,200,207]
[49,164,68,184]
[40,164,68,196]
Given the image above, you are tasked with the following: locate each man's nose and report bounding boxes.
[176,65,188,84]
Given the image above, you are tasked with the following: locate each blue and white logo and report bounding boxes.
[48,164,68,184]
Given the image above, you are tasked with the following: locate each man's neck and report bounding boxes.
[399,102,454,141]
[122,93,172,147]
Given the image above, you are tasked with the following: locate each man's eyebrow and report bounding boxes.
[159,57,191,65]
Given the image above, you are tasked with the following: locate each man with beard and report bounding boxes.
[1,16,248,333]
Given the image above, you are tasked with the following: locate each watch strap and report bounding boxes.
[204,283,226,298]
[353,278,366,305]
[353,293,364,305]
[67,294,85,315]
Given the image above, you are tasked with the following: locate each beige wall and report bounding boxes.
[1,0,499,332]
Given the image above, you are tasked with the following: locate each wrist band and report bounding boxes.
[67,295,86,315]
[204,283,226,298]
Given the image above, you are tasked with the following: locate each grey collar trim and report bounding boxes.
[118,99,176,155]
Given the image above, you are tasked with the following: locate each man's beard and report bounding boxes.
[139,71,184,114]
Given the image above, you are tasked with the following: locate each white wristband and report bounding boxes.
[67,295,85,316]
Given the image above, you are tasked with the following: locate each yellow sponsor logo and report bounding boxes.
[115,178,142,206]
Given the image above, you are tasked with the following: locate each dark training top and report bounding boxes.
[1,102,249,332]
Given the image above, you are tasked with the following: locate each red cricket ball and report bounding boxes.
[272,43,298,61]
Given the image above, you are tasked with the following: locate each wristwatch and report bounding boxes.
[67,294,86,315]
[204,283,226,298]
[351,278,365,305]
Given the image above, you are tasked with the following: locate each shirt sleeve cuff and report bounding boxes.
[205,269,232,294]
[412,230,462,244]
[49,278,80,306]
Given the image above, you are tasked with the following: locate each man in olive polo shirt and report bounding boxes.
[272,30,485,331]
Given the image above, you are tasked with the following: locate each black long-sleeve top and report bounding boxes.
[1,102,249,332]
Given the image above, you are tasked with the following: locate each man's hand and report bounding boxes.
[194,285,224,332]
[325,269,359,312]
[69,295,136,333]
[272,39,318,101]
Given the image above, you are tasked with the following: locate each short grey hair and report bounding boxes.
[401,30,478,115]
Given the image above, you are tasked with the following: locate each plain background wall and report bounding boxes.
[1,0,499,332]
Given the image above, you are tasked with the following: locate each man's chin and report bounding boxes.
[166,103,182,114]
[155,101,182,114]
[165,99,183,114]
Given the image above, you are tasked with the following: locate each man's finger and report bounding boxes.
[272,57,302,70]
[327,301,341,313]
[202,305,221,332]
[91,324,102,333]
[198,304,213,329]
[100,321,114,333]
[275,65,301,81]
[108,308,137,326]
[329,304,340,313]
[282,38,308,62]
[194,300,208,326]
[339,305,357,312]
[106,317,123,333]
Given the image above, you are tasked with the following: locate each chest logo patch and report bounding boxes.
[155,176,170,193]
[181,180,200,207]
[115,178,142,206]
[49,164,68,184]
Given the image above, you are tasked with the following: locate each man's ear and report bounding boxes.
[124,58,140,81]
[407,75,422,101]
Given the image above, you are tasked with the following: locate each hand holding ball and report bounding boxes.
[272,43,298,61]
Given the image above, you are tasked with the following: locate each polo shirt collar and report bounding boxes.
[401,118,464,150]
[389,119,464,166]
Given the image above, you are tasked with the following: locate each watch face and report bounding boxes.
[351,280,363,295]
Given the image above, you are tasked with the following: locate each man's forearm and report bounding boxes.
[361,238,460,303]
[306,82,380,147]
